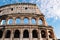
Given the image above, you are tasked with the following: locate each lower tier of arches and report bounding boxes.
[0,27,57,40]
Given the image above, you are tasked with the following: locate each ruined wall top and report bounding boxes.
[0,3,42,16]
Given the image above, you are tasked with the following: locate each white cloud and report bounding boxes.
[35,0,60,20]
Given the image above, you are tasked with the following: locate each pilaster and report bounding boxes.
[11,30,14,40]
[21,17,24,25]
[29,29,32,40]
[20,29,23,40]
[38,29,41,40]
[36,18,39,25]
[13,17,16,25]
[29,17,31,25]
[2,29,6,40]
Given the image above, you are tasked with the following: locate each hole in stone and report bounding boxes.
[11,8,13,11]
[25,7,28,10]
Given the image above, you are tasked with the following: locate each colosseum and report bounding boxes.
[0,3,57,40]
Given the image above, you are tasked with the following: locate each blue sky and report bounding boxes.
[0,0,60,39]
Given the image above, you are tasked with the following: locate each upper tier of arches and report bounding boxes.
[0,3,41,16]
[0,17,43,25]
[0,13,47,26]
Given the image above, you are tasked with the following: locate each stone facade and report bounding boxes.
[0,3,57,40]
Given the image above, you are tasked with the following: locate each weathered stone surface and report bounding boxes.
[0,3,57,40]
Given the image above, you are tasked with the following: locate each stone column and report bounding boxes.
[21,17,24,25]
[43,18,48,26]
[19,29,20,40]
[11,30,14,40]
[29,17,31,25]
[38,29,41,40]
[2,29,6,40]
[20,29,23,40]
[46,29,49,40]
[36,18,39,25]
[13,17,16,25]
[29,29,32,40]
[6,18,8,25]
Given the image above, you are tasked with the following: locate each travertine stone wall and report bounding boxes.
[0,3,57,40]
[0,13,47,26]
[0,3,41,15]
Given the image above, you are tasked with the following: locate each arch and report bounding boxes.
[16,18,21,24]
[14,30,20,38]
[41,30,46,38]
[49,31,54,38]
[23,30,29,38]
[24,18,29,24]
[31,18,36,24]
[5,30,11,38]
[32,30,38,38]
[39,19,42,25]
[1,20,6,25]
[7,19,13,25]
[0,30,3,38]
[11,8,13,11]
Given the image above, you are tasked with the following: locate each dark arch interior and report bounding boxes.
[14,30,20,38]
[5,30,11,38]
[0,30,3,38]
[32,30,38,38]
[49,31,53,38]
[23,30,29,38]
[11,8,13,11]
[41,30,46,38]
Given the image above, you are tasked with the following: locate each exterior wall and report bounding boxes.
[2,25,56,40]
[0,25,56,40]
[0,3,57,40]
[0,13,47,26]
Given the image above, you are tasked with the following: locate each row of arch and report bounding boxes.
[1,18,43,25]
[0,29,53,38]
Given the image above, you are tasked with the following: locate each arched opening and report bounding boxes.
[1,20,6,25]
[39,19,42,25]
[49,31,53,38]
[41,30,46,38]
[23,30,29,38]
[0,30,3,38]
[5,30,11,38]
[11,8,13,11]
[14,30,20,38]
[7,19,13,25]
[32,30,38,38]
[24,18,29,24]
[31,18,36,24]
[16,18,21,24]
